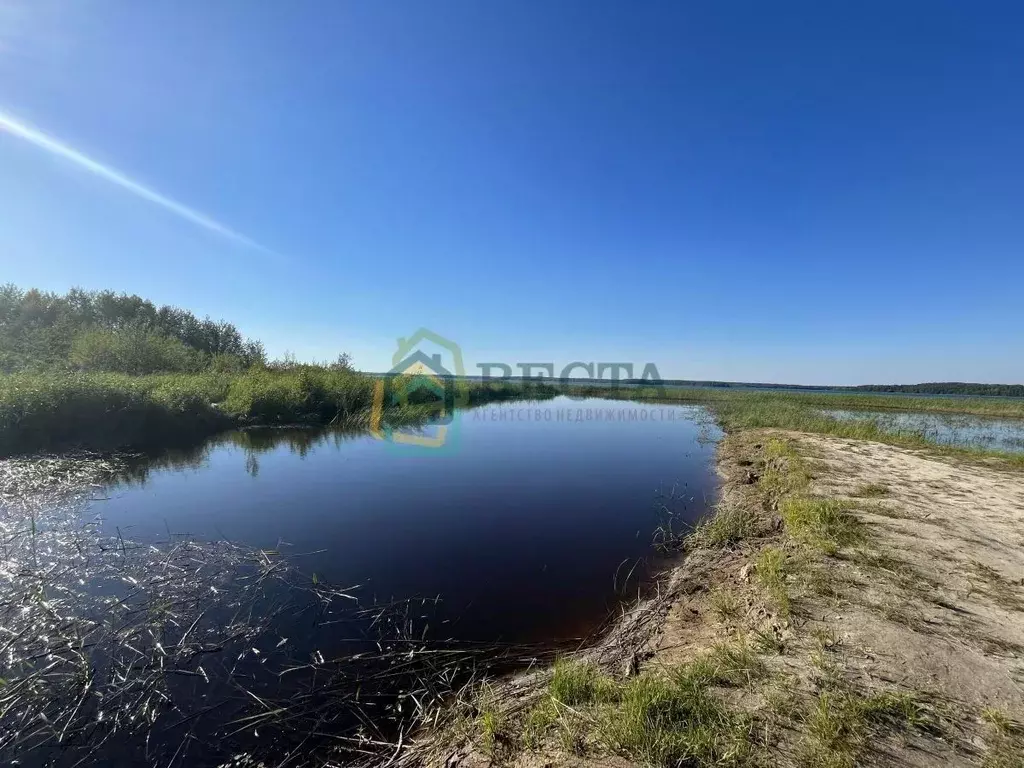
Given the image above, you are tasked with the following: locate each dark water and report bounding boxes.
[93,396,721,644]
[825,409,1024,455]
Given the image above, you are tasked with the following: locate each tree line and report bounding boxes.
[0,285,267,375]
[853,383,1024,397]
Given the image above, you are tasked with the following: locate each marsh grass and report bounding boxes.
[564,384,1024,420]
[567,385,1024,466]
[0,370,559,455]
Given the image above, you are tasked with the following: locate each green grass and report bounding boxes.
[598,663,753,766]
[709,588,744,621]
[565,384,1024,421]
[981,708,1024,768]
[480,707,504,755]
[6,369,1024,460]
[687,504,758,549]
[549,659,618,706]
[529,648,762,765]
[755,546,792,617]
[781,497,863,555]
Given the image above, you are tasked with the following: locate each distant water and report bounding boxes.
[824,409,1024,454]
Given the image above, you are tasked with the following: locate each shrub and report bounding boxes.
[70,328,204,375]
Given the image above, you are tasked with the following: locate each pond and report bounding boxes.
[94,396,721,645]
[2,396,724,766]
[825,409,1024,454]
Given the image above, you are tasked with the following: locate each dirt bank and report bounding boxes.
[408,429,1024,767]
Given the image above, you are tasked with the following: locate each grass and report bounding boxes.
[852,483,890,497]
[800,688,934,768]
[6,369,1024,460]
[781,497,863,555]
[760,437,811,500]
[755,546,792,617]
[710,588,744,620]
[527,647,764,765]
[982,707,1016,735]
[549,658,618,706]
[598,669,752,767]
[565,384,1024,467]
[687,504,758,548]
[480,707,504,755]
[568,385,1024,421]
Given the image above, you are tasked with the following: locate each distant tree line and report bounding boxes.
[853,383,1024,397]
[0,285,267,375]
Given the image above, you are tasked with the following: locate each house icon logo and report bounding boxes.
[370,328,465,450]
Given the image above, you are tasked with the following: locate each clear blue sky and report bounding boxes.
[1,0,1021,384]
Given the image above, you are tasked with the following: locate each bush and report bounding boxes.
[70,328,204,375]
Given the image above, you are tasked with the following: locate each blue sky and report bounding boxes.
[1,0,1021,384]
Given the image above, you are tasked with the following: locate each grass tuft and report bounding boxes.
[549,659,617,706]
[781,497,863,555]
[710,588,744,621]
[688,505,757,549]
[755,546,792,617]
[598,666,752,767]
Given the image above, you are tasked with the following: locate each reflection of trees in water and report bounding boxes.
[115,425,369,484]
[118,397,559,484]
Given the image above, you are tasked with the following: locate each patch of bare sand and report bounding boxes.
[797,433,1024,715]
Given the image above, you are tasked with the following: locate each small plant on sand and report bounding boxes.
[781,497,863,555]
[522,700,558,749]
[755,546,792,617]
[688,504,757,548]
[981,707,1024,768]
[982,707,1015,735]
[753,626,786,654]
[710,588,744,621]
[800,687,936,767]
[759,438,811,502]
[703,641,767,687]
[549,659,618,705]
[480,708,503,755]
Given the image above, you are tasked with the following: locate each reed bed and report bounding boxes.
[0,371,561,456]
